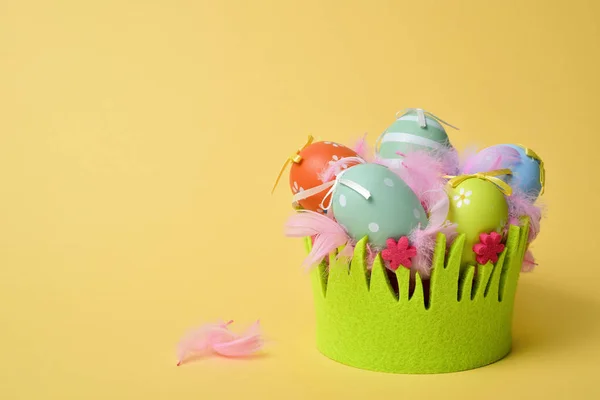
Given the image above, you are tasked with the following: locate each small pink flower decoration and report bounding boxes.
[473,232,505,264]
[381,237,417,271]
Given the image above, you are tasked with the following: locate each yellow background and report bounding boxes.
[1,0,599,398]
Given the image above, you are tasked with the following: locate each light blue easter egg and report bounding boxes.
[331,163,427,247]
[472,144,544,198]
[504,144,544,198]
[378,109,453,160]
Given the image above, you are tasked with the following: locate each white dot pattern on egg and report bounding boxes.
[331,163,428,247]
[413,208,421,219]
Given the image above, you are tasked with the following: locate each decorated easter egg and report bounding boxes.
[446,176,508,268]
[464,144,545,199]
[331,163,428,248]
[501,144,545,198]
[377,109,454,162]
[289,141,360,212]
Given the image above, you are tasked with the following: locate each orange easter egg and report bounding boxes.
[289,141,360,212]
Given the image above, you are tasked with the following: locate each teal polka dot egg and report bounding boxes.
[378,109,454,160]
[331,163,427,248]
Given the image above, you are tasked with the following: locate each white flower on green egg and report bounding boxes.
[453,188,472,208]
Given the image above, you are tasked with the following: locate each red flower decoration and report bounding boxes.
[473,232,505,264]
[381,237,417,271]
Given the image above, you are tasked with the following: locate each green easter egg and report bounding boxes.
[446,177,508,268]
[379,110,452,160]
[331,163,427,248]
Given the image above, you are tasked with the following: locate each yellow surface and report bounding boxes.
[1,1,599,398]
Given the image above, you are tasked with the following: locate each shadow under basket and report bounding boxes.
[308,221,530,374]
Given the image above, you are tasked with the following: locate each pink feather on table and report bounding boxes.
[176,320,263,366]
[212,321,263,357]
[285,210,351,268]
[176,321,230,362]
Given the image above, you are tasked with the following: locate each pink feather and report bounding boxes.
[395,151,446,197]
[462,145,521,174]
[338,243,355,260]
[458,144,480,172]
[176,320,231,361]
[366,243,378,269]
[409,193,458,278]
[319,156,365,183]
[376,145,459,176]
[375,152,448,213]
[213,321,263,357]
[438,147,461,176]
[284,210,351,267]
[521,249,537,272]
[352,133,372,161]
[409,223,458,278]
[426,190,451,228]
[176,320,263,365]
[507,191,544,242]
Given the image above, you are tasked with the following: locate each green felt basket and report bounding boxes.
[309,220,529,374]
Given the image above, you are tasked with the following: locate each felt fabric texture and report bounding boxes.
[309,220,529,374]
